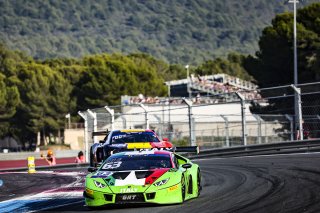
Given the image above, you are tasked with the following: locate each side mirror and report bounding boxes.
[182,163,192,169]
[163,138,169,142]
[88,167,97,173]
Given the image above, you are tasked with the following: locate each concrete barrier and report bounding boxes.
[0,150,80,161]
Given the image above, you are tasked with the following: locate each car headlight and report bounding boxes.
[154,178,169,187]
[94,180,106,188]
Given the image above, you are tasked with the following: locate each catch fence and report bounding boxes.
[78,82,320,160]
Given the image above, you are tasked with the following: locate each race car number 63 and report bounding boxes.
[102,161,122,169]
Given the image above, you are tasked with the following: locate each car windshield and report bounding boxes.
[110,131,160,144]
[100,154,172,171]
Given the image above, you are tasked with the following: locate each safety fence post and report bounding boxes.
[236,92,247,146]
[291,85,303,140]
[183,98,196,146]
[139,104,149,129]
[285,114,294,141]
[87,109,97,143]
[220,115,230,147]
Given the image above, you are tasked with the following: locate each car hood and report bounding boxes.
[92,168,170,193]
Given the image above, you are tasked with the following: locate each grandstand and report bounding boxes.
[121,74,259,105]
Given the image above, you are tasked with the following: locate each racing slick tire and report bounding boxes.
[89,146,95,167]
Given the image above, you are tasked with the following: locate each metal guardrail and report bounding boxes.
[189,139,320,159]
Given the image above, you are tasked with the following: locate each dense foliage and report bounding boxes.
[0,45,171,145]
[0,0,316,64]
[195,53,255,81]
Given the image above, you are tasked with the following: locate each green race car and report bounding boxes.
[84,150,201,208]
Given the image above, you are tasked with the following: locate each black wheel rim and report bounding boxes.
[181,177,185,201]
[197,171,201,195]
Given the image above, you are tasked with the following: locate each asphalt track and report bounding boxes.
[1,153,320,213]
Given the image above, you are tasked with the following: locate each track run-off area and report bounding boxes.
[1,153,320,213]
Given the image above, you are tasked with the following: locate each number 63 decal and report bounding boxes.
[102,161,122,169]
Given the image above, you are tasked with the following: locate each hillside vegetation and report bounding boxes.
[0,0,316,64]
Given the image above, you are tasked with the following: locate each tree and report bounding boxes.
[194,53,254,81]
[13,62,73,145]
[244,3,320,87]
[0,73,20,137]
[76,53,167,110]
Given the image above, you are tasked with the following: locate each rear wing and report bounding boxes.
[91,130,199,154]
[92,131,110,137]
[110,146,200,155]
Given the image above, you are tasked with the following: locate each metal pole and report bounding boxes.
[186,65,191,99]
[291,0,298,87]
[290,0,298,86]
[291,85,303,140]
[104,106,115,130]
[139,104,149,129]
[78,111,89,163]
[289,0,299,139]
[285,114,294,141]
[236,92,247,146]
[221,115,230,147]
[182,98,195,146]
[168,83,171,141]
[191,117,196,146]
[87,109,98,143]
[293,0,299,139]
[253,114,262,144]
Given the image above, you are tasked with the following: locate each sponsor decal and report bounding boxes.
[102,161,122,170]
[125,150,154,155]
[119,187,138,193]
[127,143,152,149]
[121,194,137,200]
[92,171,113,178]
[109,144,127,148]
[168,184,179,191]
[151,147,172,151]
[112,135,128,140]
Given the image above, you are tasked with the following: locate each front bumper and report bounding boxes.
[84,184,182,207]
